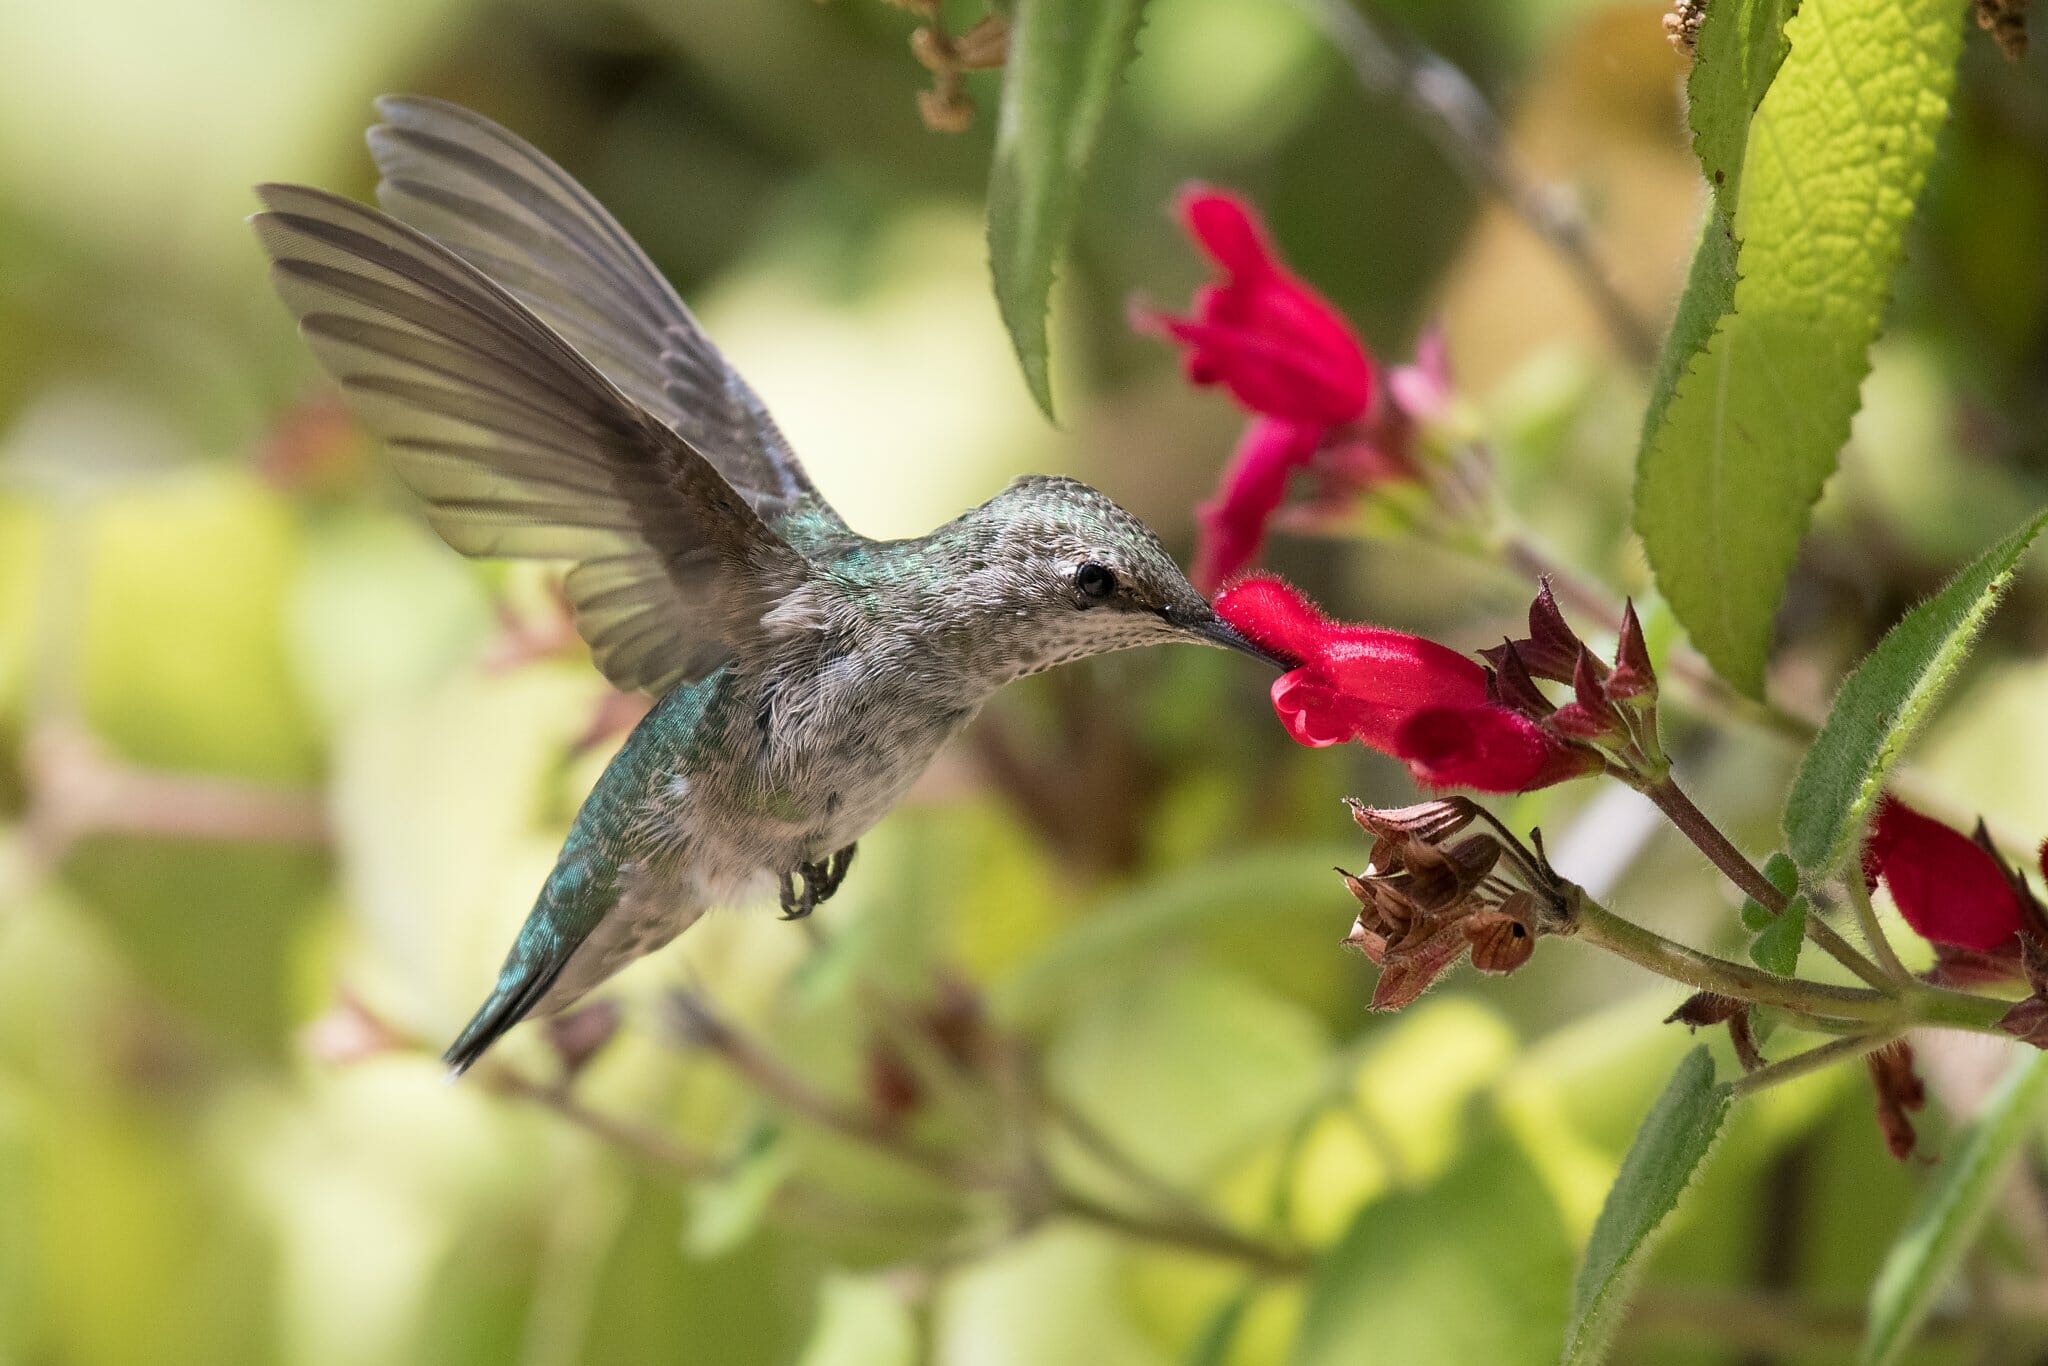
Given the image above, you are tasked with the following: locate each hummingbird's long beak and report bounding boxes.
[1187,611,1297,670]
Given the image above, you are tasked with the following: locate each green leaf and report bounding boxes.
[1747,893,1807,975]
[1295,1128,1572,1366]
[1559,1047,1732,1366]
[1783,509,2048,874]
[1637,0,1793,465]
[1636,0,1968,695]
[987,0,1146,418]
[1740,852,1802,930]
[1862,1052,2048,1366]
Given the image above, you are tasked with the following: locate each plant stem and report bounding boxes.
[1051,1187,1311,1276]
[1641,777,1894,992]
[671,990,1312,1275]
[1570,896,2015,1037]
[1572,897,1892,1024]
[1290,0,1659,364]
[1842,871,1914,986]
[1729,1032,1901,1098]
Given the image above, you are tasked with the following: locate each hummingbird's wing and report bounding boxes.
[362,95,846,546]
[251,183,811,693]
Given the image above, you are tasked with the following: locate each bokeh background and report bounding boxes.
[2,0,2046,1362]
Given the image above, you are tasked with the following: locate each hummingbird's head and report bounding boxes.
[935,476,1293,681]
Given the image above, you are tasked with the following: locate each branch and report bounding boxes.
[1291,0,1660,364]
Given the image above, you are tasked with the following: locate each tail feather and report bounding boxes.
[442,954,571,1077]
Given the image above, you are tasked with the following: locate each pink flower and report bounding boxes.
[1136,187,1375,427]
[1216,575,1600,794]
[1864,797,2024,952]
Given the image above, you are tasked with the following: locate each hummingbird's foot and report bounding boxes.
[778,844,857,922]
[813,844,857,902]
[778,868,814,921]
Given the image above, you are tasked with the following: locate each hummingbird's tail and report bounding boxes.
[442,958,569,1077]
[443,846,618,1077]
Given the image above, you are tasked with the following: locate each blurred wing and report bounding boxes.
[250,183,809,694]
[365,95,844,541]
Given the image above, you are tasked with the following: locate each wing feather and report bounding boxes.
[251,182,808,692]
[365,95,840,534]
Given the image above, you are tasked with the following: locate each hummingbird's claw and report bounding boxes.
[779,844,858,921]
[778,868,813,920]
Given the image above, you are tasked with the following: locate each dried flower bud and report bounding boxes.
[917,85,974,133]
[546,999,622,1078]
[867,1044,923,1122]
[1368,924,1470,1010]
[1664,992,1745,1028]
[1974,0,2028,60]
[1346,797,1478,847]
[1464,892,1536,974]
[1665,0,1706,55]
[952,14,1010,68]
[1400,835,1502,912]
[1867,1040,1927,1161]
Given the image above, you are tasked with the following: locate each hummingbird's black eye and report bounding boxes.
[1074,562,1117,602]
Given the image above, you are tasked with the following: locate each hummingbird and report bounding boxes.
[250,96,1286,1074]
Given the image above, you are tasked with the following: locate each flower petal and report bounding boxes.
[1176,185,1275,278]
[1394,705,1598,793]
[1867,797,2024,952]
[1192,419,1322,591]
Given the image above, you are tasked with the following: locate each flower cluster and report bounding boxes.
[1133,186,1449,591]
[1340,797,1574,1009]
[1215,575,1658,794]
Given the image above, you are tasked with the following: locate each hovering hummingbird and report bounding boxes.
[251,96,1286,1074]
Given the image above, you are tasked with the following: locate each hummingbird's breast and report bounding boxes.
[631,638,985,892]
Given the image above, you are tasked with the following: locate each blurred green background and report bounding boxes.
[2,0,2045,1362]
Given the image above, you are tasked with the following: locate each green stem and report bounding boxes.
[1842,872,1914,986]
[1572,897,1891,1024]
[1640,777,1894,992]
[1569,897,2015,1038]
[1729,1031,1900,1097]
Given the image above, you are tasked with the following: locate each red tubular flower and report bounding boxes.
[1216,575,1600,794]
[1136,186,1456,590]
[1191,418,1323,593]
[1864,797,2024,952]
[1136,187,1375,427]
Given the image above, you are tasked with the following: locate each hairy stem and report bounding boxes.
[1729,1032,1902,1098]
[1641,777,1894,991]
[1842,872,1914,986]
[1573,897,1892,1024]
[1569,897,2013,1037]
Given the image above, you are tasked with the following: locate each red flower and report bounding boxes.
[1191,418,1324,596]
[1864,797,2024,952]
[1136,187,1374,427]
[1216,575,1600,794]
[1137,187,1453,592]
